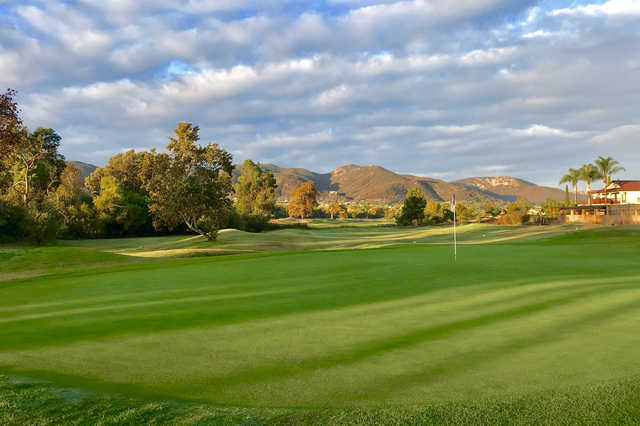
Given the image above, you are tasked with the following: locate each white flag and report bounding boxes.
[451,194,456,209]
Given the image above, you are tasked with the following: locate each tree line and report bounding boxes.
[0,89,281,243]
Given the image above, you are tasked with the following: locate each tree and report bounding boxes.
[0,89,22,158]
[594,156,625,198]
[424,200,445,224]
[497,199,530,225]
[579,164,602,206]
[8,127,65,205]
[559,168,581,206]
[235,159,277,217]
[455,202,477,224]
[53,164,94,237]
[564,184,570,206]
[141,122,234,241]
[287,181,318,220]
[396,187,426,226]
[482,202,502,218]
[326,202,344,220]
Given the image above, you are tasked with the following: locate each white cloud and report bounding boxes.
[550,0,640,17]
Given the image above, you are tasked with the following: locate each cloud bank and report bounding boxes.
[2,0,640,186]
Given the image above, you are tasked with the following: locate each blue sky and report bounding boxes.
[2,0,640,186]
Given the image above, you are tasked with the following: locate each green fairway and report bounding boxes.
[1,224,640,423]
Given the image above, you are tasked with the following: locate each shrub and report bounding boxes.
[0,201,30,242]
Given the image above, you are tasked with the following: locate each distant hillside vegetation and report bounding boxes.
[453,177,567,204]
[67,161,98,178]
[234,163,563,204]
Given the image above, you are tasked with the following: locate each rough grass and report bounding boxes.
[1,224,639,424]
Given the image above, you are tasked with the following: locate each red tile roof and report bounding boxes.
[591,180,640,193]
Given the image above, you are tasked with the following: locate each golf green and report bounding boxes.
[1,226,640,423]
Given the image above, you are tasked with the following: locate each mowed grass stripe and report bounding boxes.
[1,230,640,415]
[5,280,638,405]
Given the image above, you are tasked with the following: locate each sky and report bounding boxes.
[1,0,639,187]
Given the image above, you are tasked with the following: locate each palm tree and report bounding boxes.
[594,156,625,198]
[579,164,602,205]
[559,168,581,206]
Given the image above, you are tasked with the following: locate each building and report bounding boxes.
[590,180,640,205]
[558,180,640,224]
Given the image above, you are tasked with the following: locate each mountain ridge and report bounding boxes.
[76,160,564,204]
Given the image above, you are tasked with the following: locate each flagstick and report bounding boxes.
[452,195,457,262]
[453,206,457,262]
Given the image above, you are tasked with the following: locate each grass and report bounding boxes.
[1,222,639,424]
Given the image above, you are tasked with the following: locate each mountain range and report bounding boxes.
[70,161,564,204]
[232,163,566,204]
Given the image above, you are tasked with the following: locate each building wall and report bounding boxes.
[623,191,640,204]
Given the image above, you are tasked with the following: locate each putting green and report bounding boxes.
[1,225,640,423]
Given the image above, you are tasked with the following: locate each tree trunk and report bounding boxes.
[23,169,29,205]
[574,183,578,205]
[587,179,592,205]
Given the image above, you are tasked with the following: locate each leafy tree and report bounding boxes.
[0,89,22,159]
[579,164,602,205]
[455,202,477,224]
[424,200,445,224]
[287,181,318,220]
[541,198,560,219]
[385,205,402,220]
[347,204,365,219]
[53,164,94,237]
[7,127,65,205]
[396,187,426,226]
[141,122,234,241]
[594,156,625,198]
[235,159,277,217]
[559,168,581,206]
[497,199,531,225]
[483,202,502,217]
[86,150,151,195]
[0,200,29,242]
[326,202,344,219]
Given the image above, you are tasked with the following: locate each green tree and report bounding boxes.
[483,202,502,217]
[235,159,277,217]
[287,181,318,220]
[424,200,445,224]
[579,164,602,206]
[53,164,94,237]
[397,187,426,226]
[0,89,22,159]
[564,185,570,206]
[141,122,234,241]
[8,127,65,205]
[559,168,581,206]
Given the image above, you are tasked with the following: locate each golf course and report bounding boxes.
[1,222,640,424]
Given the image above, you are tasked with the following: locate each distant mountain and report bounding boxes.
[68,161,98,178]
[453,177,567,204]
[233,163,562,204]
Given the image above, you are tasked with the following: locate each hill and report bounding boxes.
[68,161,98,178]
[237,163,563,204]
[454,176,567,204]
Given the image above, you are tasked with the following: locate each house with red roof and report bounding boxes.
[590,180,640,205]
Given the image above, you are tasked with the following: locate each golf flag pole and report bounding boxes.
[452,194,456,261]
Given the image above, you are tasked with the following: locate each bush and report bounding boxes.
[27,202,61,245]
[226,211,271,233]
[0,201,30,243]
